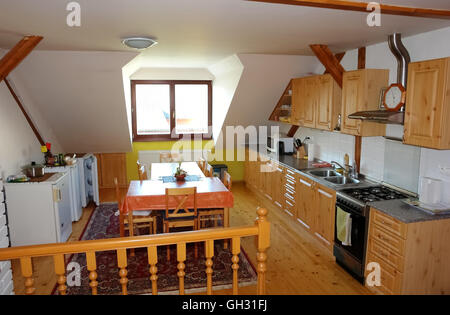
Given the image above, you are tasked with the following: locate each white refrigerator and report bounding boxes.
[4,173,72,246]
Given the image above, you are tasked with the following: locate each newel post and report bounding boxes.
[255,207,270,295]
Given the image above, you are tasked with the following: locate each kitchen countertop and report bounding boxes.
[246,145,450,223]
[369,199,450,224]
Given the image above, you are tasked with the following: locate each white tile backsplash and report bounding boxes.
[361,137,385,181]
[419,148,450,204]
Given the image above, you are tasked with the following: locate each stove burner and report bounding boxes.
[342,186,410,203]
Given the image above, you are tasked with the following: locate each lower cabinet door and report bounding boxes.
[314,184,336,247]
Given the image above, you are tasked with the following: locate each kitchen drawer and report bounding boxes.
[370,224,405,256]
[285,168,296,176]
[284,192,296,204]
[368,238,405,272]
[371,209,407,239]
[284,199,296,218]
[366,253,403,295]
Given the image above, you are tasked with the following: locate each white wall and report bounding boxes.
[12,50,138,154]
[297,27,450,196]
[208,55,244,142]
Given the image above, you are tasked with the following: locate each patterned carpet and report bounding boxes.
[58,203,257,295]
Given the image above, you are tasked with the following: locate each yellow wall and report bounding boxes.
[126,141,245,182]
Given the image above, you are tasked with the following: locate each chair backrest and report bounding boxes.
[223,171,232,190]
[205,164,213,177]
[160,152,181,163]
[137,161,148,181]
[197,157,206,173]
[165,187,197,219]
[114,177,122,208]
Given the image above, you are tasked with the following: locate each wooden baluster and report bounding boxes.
[86,251,98,295]
[177,242,186,295]
[147,245,158,295]
[20,257,35,295]
[53,254,67,295]
[231,237,240,295]
[255,208,270,295]
[205,239,214,295]
[117,249,128,295]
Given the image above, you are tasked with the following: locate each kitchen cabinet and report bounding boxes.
[96,153,127,188]
[316,74,342,131]
[403,57,450,149]
[291,78,305,125]
[244,149,337,252]
[341,69,388,136]
[365,208,450,295]
[0,184,14,295]
[314,184,336,248]
[296,174,315,230]
[291,74,341,131]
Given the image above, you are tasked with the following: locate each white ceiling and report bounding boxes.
[0,0,449,68]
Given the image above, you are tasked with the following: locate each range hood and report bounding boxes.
[348,33,411,125]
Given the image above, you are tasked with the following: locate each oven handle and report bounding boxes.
[336,203,364,218]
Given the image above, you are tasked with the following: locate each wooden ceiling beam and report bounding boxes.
[324,52,345,74]
[310,44,345,88]
[247,0,450,20]
[0,35,43,81]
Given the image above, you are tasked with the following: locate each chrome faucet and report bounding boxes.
[331,160,358,179]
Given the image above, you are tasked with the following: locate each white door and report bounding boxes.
[55,175,72,242]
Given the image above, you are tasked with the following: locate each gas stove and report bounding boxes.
[340,186,411,204]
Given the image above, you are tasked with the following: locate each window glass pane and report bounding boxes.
[136,84,171,135]
[175,84,209,134]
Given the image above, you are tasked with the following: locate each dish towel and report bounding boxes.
[336,206,352,246]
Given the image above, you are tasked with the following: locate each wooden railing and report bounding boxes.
[0,208,270,295]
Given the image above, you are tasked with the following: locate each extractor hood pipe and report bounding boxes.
[388,33,411,98]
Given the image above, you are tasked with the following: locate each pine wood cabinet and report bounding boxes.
[244,149,337,252]
[96,153,127,188]
[314,184,336,248]
[341,69,388,136]
[296,174,316,231]
[365,208,450,295]
[291,74,341,131]
[403,57,450,149]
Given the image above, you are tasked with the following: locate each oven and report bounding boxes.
[333,195,369,284]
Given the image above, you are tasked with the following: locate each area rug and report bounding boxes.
[55,203,257,295]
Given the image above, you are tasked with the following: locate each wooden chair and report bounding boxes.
[197,157,206,173]
[197,172,231,229]
[204,163,213,177]
[137,161,148,181]
[223,170,232,190]
[115,178,156,237]
[163,187,198,260]
[160,152,181,163]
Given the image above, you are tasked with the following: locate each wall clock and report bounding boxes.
[383,83,406,112]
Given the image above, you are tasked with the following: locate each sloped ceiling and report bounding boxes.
[12,50,138,153]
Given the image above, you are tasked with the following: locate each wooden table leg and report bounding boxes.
[224,208,229,249]
[119,213,125,237]
[128,211,135,257]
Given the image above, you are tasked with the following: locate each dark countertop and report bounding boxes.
[247,145,450,223]
[369,199,450,224]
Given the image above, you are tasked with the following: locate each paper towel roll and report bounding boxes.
[419,177,442,205]
[308,144,315,161]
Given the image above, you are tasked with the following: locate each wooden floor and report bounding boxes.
[10,182,370,295]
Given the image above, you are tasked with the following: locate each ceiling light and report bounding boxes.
[122,37,158,50]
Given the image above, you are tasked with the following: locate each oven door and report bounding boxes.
[334,203,366,261]
[333,202,367,282]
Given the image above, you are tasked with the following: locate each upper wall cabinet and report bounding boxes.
[341,69,388,137]
[403,57,450,149]
[291,74,341,131]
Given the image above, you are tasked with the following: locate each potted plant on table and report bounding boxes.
[174,164,187,182]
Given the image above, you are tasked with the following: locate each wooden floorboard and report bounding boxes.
[10,182,370,295]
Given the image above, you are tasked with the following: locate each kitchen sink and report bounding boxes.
[307,169,342,178]
[324,176,360,185]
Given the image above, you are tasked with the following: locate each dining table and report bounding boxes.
[120,162,234,247]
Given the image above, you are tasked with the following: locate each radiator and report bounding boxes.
[138,150,211,173]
